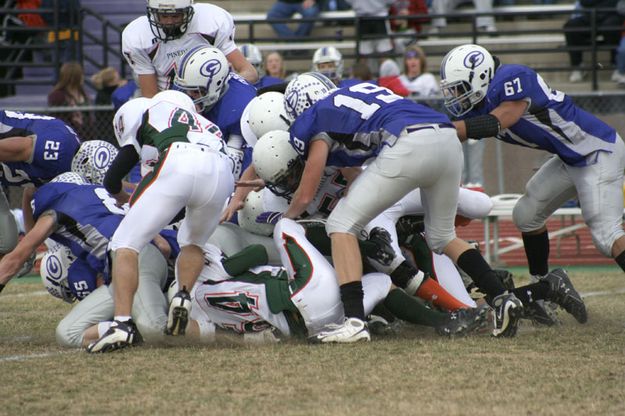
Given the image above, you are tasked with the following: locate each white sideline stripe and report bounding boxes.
[0,350,80,363]
[0,290,47,300]
[581,287,625,297]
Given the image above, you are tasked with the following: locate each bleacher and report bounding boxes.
[0,0,620,110]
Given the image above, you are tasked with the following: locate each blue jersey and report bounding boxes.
[289,82,451,167]
[0,111,81,187]
[67,258,99,300]
[33,183,125,278]
[338,79,377,88]
[461,64,616,167]
[203,74,257,142]
[255,75,284,89]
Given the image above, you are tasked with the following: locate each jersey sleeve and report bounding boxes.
[488,68,535,105]
[121,20,157,76]
[211,8,237,56]
[67,259,99,300]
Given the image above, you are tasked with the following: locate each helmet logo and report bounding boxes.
[94,146,113,169]
[464,51,484,69]
[45,254,62,280]
[285,89,298,117]
[200,59,223,83]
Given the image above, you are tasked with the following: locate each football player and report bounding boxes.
[278,73,587,342]
[0,173,175,348]
[122,0,257,98]
[440,44,625,282]
[185,218,490,342]
[89,90,235,352]
[174,45,257,178]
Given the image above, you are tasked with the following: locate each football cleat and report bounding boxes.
[309,317,371,344]
[491,292,523,338]
[86,319,143,353]
[367,314,400,337]
[166,288,192,336]
[436,303,490,336]
[544,269,587,324]
[522,299,560,326]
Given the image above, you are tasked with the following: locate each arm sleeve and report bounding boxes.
[221,244,269,276]
[103,145,140,195]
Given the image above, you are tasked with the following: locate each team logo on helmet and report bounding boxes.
[200,59,223,80]
[464,51,484,69]
[45,254,63,280]
[94,145,113,169]
[285,89,299,118]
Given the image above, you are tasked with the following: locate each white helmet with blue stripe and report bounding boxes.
[174,45,230,112]
[439,44,495,117]
[40,245,76,303]
[283,72,336,120]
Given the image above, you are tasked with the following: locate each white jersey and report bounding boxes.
[122,3,237,91]
[398,73,440,97]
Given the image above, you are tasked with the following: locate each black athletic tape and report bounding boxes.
[0,283,5,293]
[464,114,501,139]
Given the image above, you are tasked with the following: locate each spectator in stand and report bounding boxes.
[389,0,429,53]
[345,0,396,75]
[378,58,410,96]
[47,62,94,140]
[612,21,625,85]
[267,0,321,39]
[264,51,287,82]
[428,0,497,35]
[240,45,285,89]
[565,0,623,82]
[91,67,126,144]
[398,44,439,97]
[340,61,376,88]
[41,0,82,62]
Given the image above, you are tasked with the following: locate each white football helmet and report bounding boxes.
[40,245,76,303]
[239,43,263,76]
[439,44,496,117]
[248,92,291,139]
[174,45,230,112]
[253,130,303,199]
[71,140,119,185]
[49,171,89,185]
[147,0,195,41]
[283,72,336,120]
[151,89,196,113]
[113,97,152,148]
[238,190,275,237]
[312,46,343,81]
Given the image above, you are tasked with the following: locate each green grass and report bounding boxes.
[1,269,625,416]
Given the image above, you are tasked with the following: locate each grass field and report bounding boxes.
[1,267,625,416]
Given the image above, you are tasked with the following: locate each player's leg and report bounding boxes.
[513,156,576,278]
[274,219,346,337]
[0,189,18,256]
[57,285,114,348]
[132,243,169,341]
[168,150,234,335]
[570,137,625,266]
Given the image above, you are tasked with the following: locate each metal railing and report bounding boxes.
[0,4,622,94]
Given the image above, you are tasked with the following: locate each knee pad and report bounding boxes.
[512,196,544,233]
[424,233,453,255]
[0,214,18,254]
[55,319,82,348]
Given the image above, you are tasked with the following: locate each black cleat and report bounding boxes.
[544,269,587,324]
[436,304,490,337]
